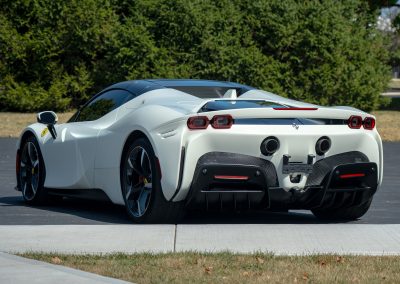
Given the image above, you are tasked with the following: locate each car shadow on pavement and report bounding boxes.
[181,209,349,224]
[0,195,355,225]
[0,195,132,224]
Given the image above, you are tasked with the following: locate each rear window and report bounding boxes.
[169,86,241,98]
[199,100,285,112]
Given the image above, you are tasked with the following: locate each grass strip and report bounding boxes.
[20,252,400,283]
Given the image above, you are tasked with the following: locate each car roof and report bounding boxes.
[104,79,255,97]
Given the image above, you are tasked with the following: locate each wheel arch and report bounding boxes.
[118,123,185,202]
[18,130,37,150]
[119,129,165,193]
[17,123,46,151]
[121,130,150,163]
[120,129,161,177]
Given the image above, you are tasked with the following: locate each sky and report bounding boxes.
[378,1,400,31]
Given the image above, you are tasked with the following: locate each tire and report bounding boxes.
[18,136,48,205]
[120,137,184,223]
[311,198,372,221]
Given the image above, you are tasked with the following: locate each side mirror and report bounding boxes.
[37,111,58,125]
[37,111,58,139]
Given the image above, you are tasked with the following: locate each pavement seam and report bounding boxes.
[173,224,177,252]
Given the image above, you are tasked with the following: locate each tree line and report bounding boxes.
[0,0,391,112]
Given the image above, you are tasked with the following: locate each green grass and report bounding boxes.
[20,252,400,284]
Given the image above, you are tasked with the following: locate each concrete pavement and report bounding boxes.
[1,224,400,255]
[175,224,400,255]
[0,225,174,254]
[1,223,399,284]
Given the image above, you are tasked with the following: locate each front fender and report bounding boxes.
[17,123,49,150]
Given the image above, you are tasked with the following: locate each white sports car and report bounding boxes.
[15,79,383,223]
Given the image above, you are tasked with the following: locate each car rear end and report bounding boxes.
[172,100,382,213]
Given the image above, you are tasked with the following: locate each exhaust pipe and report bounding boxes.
[316,136,331,156]
[260,136,280,156]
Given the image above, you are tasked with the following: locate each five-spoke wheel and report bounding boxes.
[124,146,153,218]
[20,141,40,201]
[121,137,184,223]
[18,136,47,204]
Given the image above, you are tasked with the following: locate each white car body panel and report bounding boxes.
[16,81,383,206]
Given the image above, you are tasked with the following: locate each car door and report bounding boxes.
[41,89,135,189]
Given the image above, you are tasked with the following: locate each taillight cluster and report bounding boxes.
[187,116,209,130]
[187,115,233,130]
[348,115,375,130]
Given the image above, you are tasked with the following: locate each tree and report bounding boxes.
[0,0,391,112]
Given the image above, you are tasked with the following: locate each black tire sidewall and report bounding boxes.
[20,136,47,204]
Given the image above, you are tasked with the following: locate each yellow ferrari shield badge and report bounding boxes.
[41,128,49,137]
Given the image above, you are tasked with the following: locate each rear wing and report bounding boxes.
[196,100,370,121]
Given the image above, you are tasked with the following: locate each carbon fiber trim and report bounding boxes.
[196,152,279,187]
[186,151,376,211]
[186,152,278,209]
[306,151,369,186]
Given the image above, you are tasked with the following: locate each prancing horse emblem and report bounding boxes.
[292,122,299,130]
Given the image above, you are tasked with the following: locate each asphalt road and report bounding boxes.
[0,138,399,225]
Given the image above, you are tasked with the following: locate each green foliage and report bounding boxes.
[0,75,71,111]
[367,0,399,11]
[0,0,391,112]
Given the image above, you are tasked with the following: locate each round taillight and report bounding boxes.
[187,116,209,130]
[348,115,362,129]
[363,117,375,130]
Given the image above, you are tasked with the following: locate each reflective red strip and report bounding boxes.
[155,157,162,180]
[339,173,365,179]
[16,151,20,176]
[214,175,249,181]
[273,107,318,110]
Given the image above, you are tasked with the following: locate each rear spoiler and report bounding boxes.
[197,107,370,121]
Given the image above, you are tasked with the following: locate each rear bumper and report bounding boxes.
[186,152,378,210]
[170,124,382,202]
